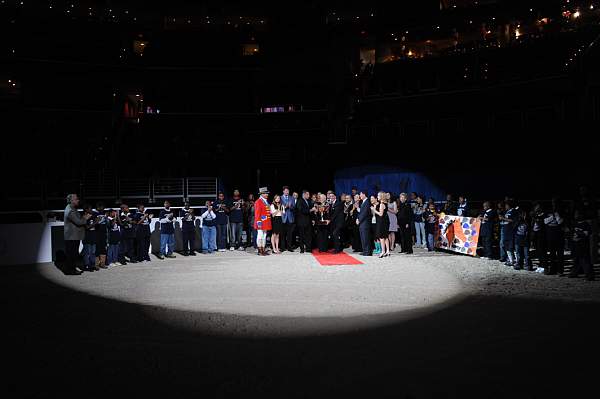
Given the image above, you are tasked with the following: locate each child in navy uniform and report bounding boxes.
[82,204,99,271]
[94,201,108,268]
[107,210,122,266]
[423,203,438,252]
[499,200,518,267]
[514,210,531,270]
[133,203,152,262]
[200,200,218,254]
[119,204,136,264]
[456,196,469,217]
[531,202,547,272]
[496,201,506,261]
[180,202,197,256]
[159,200,176,259]
[568,210,595,281]
[478,201,496,259]
[543,198,565,276]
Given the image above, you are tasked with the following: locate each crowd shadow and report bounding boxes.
[2,264,599,398]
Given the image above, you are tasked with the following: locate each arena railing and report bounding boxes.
[5,177,218,205]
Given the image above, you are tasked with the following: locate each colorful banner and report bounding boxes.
[435,214,481,256]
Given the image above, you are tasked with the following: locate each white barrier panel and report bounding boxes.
[0,218,205,266]
[0,222,57,265]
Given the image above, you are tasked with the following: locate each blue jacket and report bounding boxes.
[357,199,371,227]
[281,194,296,223]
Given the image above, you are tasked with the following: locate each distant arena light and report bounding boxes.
[260,104,303,113]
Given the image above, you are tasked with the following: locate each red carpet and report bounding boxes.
[311,249,364,266]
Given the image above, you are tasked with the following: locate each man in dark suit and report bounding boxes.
[357,190,372,256]
[296,190,313,253]
[329,192,345,253]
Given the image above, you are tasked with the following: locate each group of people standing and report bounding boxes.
[249,187,425,258]
[61,186,597,282]
[476,192,597,281]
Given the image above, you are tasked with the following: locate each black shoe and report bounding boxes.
[64,269,83,275]
[568,273,578,278]
[189,252,196,256]
[165,254,176,259]
[182,252,189,257]
[332,250,343,254]
[129,260,138,263]
[157,255,164,260]
[287,248,295,252]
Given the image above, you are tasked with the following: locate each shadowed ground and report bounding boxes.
[2,249,599,398]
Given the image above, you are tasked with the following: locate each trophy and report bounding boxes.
[317,202,329,224]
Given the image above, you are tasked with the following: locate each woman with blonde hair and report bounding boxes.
[372,191,391,257]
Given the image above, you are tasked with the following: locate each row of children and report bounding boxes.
[78,200,213,271]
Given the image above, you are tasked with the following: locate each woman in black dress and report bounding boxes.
[313,193,331,252]
[372,191,391,258]
[270,195,284,254]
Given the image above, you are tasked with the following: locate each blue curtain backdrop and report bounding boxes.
[334,165,446,200]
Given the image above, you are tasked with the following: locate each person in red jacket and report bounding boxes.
[254,187,272,256]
